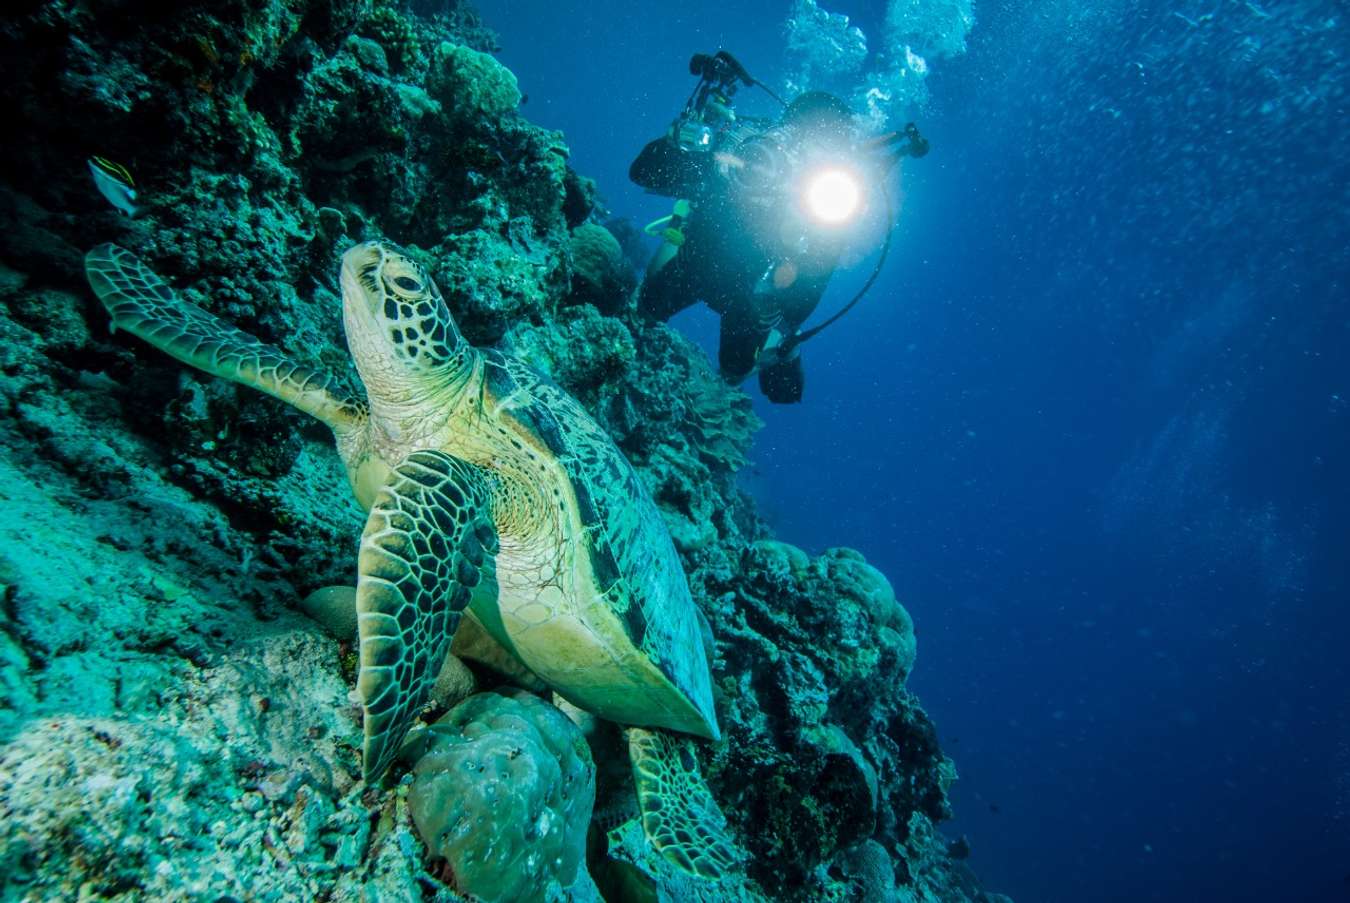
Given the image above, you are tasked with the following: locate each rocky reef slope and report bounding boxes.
[0,2,1006,901]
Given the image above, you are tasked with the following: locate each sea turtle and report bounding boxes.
[85,241,740,879]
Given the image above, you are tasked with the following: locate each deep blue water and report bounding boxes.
[485,1,1350,900]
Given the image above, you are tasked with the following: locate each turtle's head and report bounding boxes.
[340,241,470,404]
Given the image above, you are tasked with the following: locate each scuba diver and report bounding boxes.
[631,50,929,403]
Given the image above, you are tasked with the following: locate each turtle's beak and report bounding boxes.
[338,242,401,395]
[339,242,386,317]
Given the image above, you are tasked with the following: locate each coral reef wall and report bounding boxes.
[0,2,1005,900]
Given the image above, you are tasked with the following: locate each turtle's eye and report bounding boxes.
[392,275,422,293]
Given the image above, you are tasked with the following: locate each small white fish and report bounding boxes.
[87,156,138,217]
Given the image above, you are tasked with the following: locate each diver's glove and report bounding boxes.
[865,124,931,173]
[903,122,930,158]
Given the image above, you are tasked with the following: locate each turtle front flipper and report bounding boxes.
[84,244,365,433]
[358,450,499,781]
[626,727,743,880]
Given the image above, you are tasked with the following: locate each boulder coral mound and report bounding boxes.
[406,691,599,902]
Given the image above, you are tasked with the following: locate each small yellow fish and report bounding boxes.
[87,156,138,217]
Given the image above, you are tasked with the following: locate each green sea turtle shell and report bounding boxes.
[480,351,716,733]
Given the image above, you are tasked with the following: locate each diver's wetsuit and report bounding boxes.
[630,123,841,404]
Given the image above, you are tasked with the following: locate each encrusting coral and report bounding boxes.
[0,1,1008,901]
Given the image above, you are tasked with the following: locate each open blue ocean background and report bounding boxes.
[484,1,1349,901]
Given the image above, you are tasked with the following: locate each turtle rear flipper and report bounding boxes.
[627,727,743,880]
[85,244,365,433]
[358,450,499,781]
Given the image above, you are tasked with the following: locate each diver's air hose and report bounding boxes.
[753,79,788,109]
[643,215,674,235]
[782,187,896,354]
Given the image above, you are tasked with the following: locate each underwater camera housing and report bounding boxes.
[676,119,716,152]
[677,50,757,152]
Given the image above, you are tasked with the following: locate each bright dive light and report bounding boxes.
[804,168,861,224]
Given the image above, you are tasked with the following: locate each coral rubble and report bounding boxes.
[0,2,1005,901]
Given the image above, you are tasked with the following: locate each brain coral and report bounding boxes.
[406,690,596,902]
